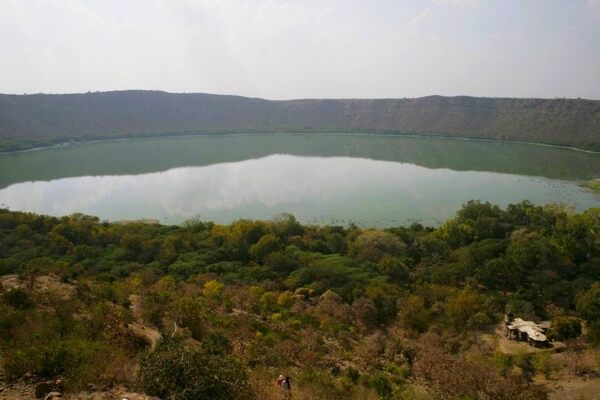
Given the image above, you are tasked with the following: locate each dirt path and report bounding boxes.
[128,295,145,321]
[542,377,600,400]
[127,295,162,351]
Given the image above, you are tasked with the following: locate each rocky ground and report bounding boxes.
[0,277,163,399]
[0,378,158,400]
[0,274,75,300]
[0,362,156,400]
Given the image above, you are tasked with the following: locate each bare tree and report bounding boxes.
[564,336,586,375]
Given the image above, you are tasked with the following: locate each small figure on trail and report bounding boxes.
[281,375,292,399]
[276,374,292,398]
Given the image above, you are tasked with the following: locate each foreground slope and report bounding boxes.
[1,202,599,399]
[0,91,599,151]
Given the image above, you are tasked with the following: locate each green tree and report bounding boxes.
[548,316,582,342]
[377,257,410,284]
[444,289,488,331]
[576,283,600,344]
[249,234,282,263]
[350,230,406,263]
[477,257,523,294]
[398,295,430,336]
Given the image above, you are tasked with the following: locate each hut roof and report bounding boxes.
[507,318,548,342]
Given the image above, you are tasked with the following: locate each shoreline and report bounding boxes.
[2,131,600,156]
[581,179,600,196]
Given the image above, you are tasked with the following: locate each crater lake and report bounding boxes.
[1,134,599,226]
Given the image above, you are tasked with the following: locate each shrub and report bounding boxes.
[0,304,23,338]
[202,280,224,297]
[3,339,100,382]
[2,288,33,309]
[548,316,582,342]
[137,340,254,400]
[576,283,600,345]
[533,352,560,379]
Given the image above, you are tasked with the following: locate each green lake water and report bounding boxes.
[0,134,599,226]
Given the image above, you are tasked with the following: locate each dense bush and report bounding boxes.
[2,288,33,309]
[548,316,582,342]
[137,340,254,400]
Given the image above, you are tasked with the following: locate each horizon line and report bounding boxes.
[1,89,598,102]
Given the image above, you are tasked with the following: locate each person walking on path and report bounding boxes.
[281,375,292,399]
[276,374,292,399]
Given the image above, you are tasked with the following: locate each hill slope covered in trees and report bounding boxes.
[0,91,599,152]
[1,202,599,399]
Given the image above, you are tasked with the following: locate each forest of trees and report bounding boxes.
[1,91,599,152]
[0,201,599,399]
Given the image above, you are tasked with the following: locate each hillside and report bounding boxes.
[0,91,599,152]
[1,202,599,399]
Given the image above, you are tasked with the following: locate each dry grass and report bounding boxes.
[249,368,380,400]
[0,274,75,299]
[483,323,600,399]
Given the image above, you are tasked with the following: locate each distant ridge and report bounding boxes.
[0,90,599,152]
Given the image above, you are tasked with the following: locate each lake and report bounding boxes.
[0,134,599,226]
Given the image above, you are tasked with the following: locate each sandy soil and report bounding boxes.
[0,274,76,299]
[127,294,162,351]
[481,323,564,355]
[542,377,600,400]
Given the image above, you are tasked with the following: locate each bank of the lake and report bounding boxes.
[3,131,600,157]
[582,179,600,195]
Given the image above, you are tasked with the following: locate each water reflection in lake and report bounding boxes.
[0,153,597,226]
[2,134,600,190]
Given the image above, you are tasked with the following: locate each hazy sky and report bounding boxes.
[1,0,599,99]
